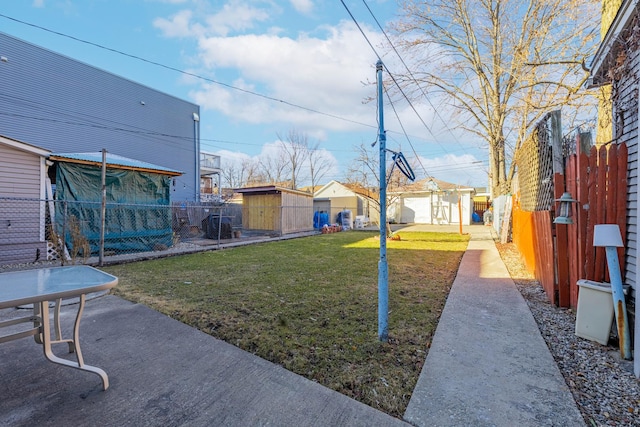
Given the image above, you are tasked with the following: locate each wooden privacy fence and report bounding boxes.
[557,142,628,308]
[513,119,627,308]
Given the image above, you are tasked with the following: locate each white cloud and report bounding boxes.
[204,1,271,36]
[32,0,45,7]
[154,1,274,38]
[154,10,205,38]
[289,0,313,14]
[190,21,381,135]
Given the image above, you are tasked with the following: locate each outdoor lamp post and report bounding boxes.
[553,192,577,224]
[593,224,632,360]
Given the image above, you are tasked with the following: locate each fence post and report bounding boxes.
[99,149,107,266]
[62,201,67,266]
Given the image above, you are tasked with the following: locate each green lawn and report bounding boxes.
[104,230,469,418]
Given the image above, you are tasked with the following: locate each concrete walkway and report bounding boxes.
[0,225,583,426]
[404,225,584,426]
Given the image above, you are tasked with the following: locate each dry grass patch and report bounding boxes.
[105,231,468,418]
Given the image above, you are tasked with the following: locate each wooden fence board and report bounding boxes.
[594,146,608,281]
[533,210,556,305]
[566,154,579,308]
[574,152,589,307]
[585,146,598,280]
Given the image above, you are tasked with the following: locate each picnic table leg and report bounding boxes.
[53,298,76,353]
[33,303,43,344]
[39,296,110,390]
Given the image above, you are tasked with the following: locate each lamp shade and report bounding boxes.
[593,224,624,247]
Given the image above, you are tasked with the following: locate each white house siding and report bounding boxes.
[0,141,48,264]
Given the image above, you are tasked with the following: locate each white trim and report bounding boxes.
[0,134,50,157]
[590,0,639,82]
[39,157,47,242]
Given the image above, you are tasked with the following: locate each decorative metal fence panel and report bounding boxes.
[516,114,555,212]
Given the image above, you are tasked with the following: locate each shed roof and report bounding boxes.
[235,185,313,197]
[49,152,182,176]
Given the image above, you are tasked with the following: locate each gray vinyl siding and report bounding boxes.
[0,144,42,197]
[0,144,47,264]
[0,32,200,202]
[611,46,640,292]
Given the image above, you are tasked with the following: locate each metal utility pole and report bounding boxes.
[376,60,388,342]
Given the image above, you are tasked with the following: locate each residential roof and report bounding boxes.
[48,152,183,176]
[314,180,378,200]
[342,183,378,199]
[0,134,51,157]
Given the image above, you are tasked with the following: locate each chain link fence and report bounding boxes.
[0,197,316,269]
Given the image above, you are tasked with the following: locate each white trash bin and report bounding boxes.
[575,279,614,345]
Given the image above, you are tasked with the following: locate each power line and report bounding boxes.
[340,0,479,182]
[0,12,484,185]
[361,0,469,153]
[0,14,377,132]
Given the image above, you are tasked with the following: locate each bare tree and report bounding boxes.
[221,157,262,189]
[346,143,407,232]
[391,0,599,196]
[277,130,311,189]
[307,141,335,190]
[258,149,290,185]
[346,143,379,192]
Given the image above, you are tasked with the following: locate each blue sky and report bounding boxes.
[1,0,489,187]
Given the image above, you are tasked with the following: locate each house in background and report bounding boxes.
[589,0,640,376]
[0,31,201,202]
[313,180,379,227]
[200,152,222,202]
[0,135,51,265]
[388,178,475,226]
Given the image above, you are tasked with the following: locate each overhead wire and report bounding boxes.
[0,11,483,184]
[0,13,378,133]
[341,0,478,182]
[360,0,469,153]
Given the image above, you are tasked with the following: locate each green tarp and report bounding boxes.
[55,162,173,254]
